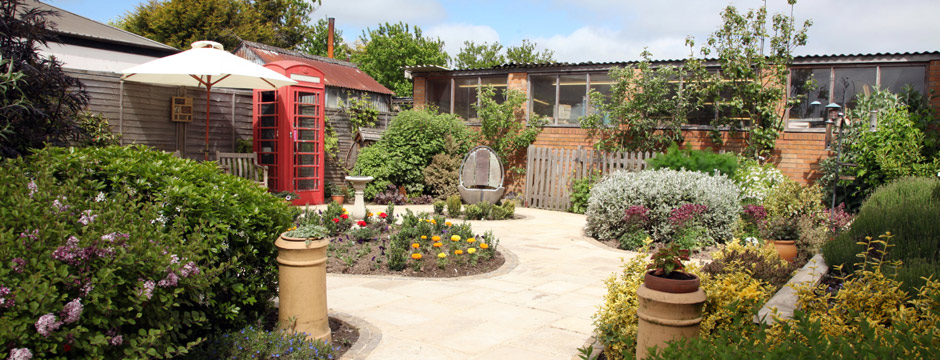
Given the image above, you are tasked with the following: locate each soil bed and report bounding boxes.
[328,317,358,358]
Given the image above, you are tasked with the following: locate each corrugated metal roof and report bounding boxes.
[31,0,178,53]
[407,50,940,74]
[236,41,393,95]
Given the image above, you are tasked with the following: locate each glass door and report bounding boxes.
[292,90,323,203]
[255,90,279,192]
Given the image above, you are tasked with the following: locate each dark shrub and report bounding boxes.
[19,146,296,333]
[703,246,799,289]
[185,325,334,359]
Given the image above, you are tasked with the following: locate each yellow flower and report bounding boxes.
[432,235,441,242]
[480,243,489,249]
[437,252,447,259]
[411,253,422,260]
[288,226,297,231]
[411,243,420,249]
[433,242,442,248]
[454,249,463,255]
[445,221,452,226]
[451,235,461,242]
[467,247,476,254]
[342,208,348,213]
[421,235,428,240]
[430,219,437,224]
[367,212,373,217]
[466,237,476,243]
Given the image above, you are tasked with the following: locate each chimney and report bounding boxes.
[327,17,335,59]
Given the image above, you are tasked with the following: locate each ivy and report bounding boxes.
[343,93,379,135]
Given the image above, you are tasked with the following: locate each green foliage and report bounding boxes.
[14,145,295,333]
[236,137,253,153]
[569,172,601,214]
[820,88,940,208]
[72,111,121,147]
[475,86,546,173]
[646,143,739,177]
[0,153,222,358]
[353,108,475,199]
[580,50,695,152]
[115,0,317,51]
[585,169,741,245]
[464,204,483,220]
[703,240,798,288]
[823,177,940,293]
[694,2,812,157]
[186,325,333,359]
[462,201,514,220]
[732,158,787,203]
[284,224,328,239]
[352,22,449,96]
[297,16,351,59]
[454,40,504,69]
[504,39,555,64]
[324,118,340,166]
[422,139,463,200]
[761,178,824,224]
[648,243,690,276]
[1,1,90,158]
[343,93,379,135]
[432,200,445,215]
[446,195,462,216]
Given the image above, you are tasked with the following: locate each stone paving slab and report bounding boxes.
[322,205,639,359]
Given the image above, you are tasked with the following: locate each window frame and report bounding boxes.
[425,75,508,123]
[526,72,611,127]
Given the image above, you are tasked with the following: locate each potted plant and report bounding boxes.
[276,220,332,342]
[332,184,347,204]
[759,216,799,262]
[325,182,344,204]
[636,243,706,360]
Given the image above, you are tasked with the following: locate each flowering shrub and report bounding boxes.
[185,325,334,359]
[9,146,295,335]
[586,169,741,245]
[0,157,217,358]
[732,158,786,203]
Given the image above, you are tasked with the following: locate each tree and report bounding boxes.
[696,1,811,158]
[115,0,317,51]
[352,22,449,96]
[505,39,554,64]
[1,0,89,158]
[454,41,504,69]
[475,86,547,173]
[298,17,351,59]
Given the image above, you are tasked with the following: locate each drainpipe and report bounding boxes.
[327,18,335,59]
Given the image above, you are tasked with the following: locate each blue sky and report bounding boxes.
[49,0,940,64]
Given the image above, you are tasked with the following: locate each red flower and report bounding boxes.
[332,218,340,223]
[357,220,367,227]
[64,343,72,352]
[340,214,349,220]
[379,212,388,218]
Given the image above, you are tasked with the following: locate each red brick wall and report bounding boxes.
[413,76,427,109]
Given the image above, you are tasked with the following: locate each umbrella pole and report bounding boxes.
[205,84,211,161]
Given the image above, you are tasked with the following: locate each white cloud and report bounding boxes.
[314,0,447,28]
[426,24,501,59]
[531,27,691,63]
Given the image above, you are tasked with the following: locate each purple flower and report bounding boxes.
[78,210,97,226]
[0,286,13,309]
[742,204,767,223]
[137,279,155,300]
[9,348,32,360]
[52,236,81,265]
[109,335,123,346]
[27,181,37,198]
[669,204,708,228]
[81,282,94,297]
[52,197,70,213]
[11,258,25,273]
[623,205,650,227]
[61,298,83,324]
[19,229,38,241]
[157,272,179,288]
[35,314,62,337]
[179,261,200,278]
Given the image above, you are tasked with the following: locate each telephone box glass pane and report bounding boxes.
[260,129,276,140]
[299,105,318,116]
[296,179,317,190]
[260,91,275,102]
[260,103,276,115]
[298,130,318,141]
[259,141,276,153]
[298,93,318,104]
[260,116,277,127]
[297,167,317,177]
[261,154,275,164]
[297,154,318,165]
[297,142,316,152]
[298,117,318,128]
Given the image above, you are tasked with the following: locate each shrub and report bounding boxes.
[432,200,445,215]
[353,108,475,199]
[464,204,483,220]
[14,146,295,333]
[823,177,940,292]
[568,172,600,214]
[446,195,462,216]
[702,239,797,289]
[761,178,824,223]
[0,156,219,358]
[585,169,741,244]
[185,325,334,359]
[732,158,786,203]
[423,152,462,200]
[462,201,515,220]
[646,143,740,178]
[373,183,406,205]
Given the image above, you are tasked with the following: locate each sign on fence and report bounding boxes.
[523,146,659,211]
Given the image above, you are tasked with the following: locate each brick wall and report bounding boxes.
[413,76,427,109]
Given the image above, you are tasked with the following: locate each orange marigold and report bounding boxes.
[411,253,422,260]
[411,243,420,249]
[480,243,489,249]
[433,242,443,248]
[432,236,441,242]
[455,249,464,255]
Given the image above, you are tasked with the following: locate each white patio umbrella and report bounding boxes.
[122,40,296,160]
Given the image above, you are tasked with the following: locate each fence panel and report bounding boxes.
[523,146,660,211]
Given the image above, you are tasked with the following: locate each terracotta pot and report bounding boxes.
[275,233,331,343]
[636,274,706,360]
[331,195,345,204]
[770,240,797,263]
[643,271,700,294]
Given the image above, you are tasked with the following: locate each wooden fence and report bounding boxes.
[524,146,659,211]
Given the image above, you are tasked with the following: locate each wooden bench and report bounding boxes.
[216,152,268,188]
[458,146,506,204]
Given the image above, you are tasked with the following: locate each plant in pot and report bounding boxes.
[759,215,799,263]
[325,182,345,204]
[276,215,332,341]
[644,243,699,293]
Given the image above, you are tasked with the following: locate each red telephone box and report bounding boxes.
[253,61,325,205]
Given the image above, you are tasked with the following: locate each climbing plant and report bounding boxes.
[475,85,547,173]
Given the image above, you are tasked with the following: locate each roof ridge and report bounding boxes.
[240,40,359,69]
[36,0,178,52]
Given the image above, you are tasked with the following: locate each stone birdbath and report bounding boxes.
[344,175,373,221]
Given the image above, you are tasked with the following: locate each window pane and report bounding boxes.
[426,78,451,113]
[454,78,478,121]
[834,67,876,110]
[260,115,276,127]
[881,66,926,95]
[295,179,317,191]
[788,68,831,128]
[588,73,613,124]
[260,91,275,102]
[530,75,556,123]
[259,141,276,153]
[260,103,276,115]
[481,76,508,104]
[558,75,587,125]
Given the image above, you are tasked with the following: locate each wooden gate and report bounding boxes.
[523,146,659,211]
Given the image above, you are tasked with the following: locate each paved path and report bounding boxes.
[326,205,639,359]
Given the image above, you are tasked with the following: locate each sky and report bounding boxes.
[50,0,940,64]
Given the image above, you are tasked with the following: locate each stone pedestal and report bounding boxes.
[635,284,706,359]
[276,233,330,342]
[344,176,373,221]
